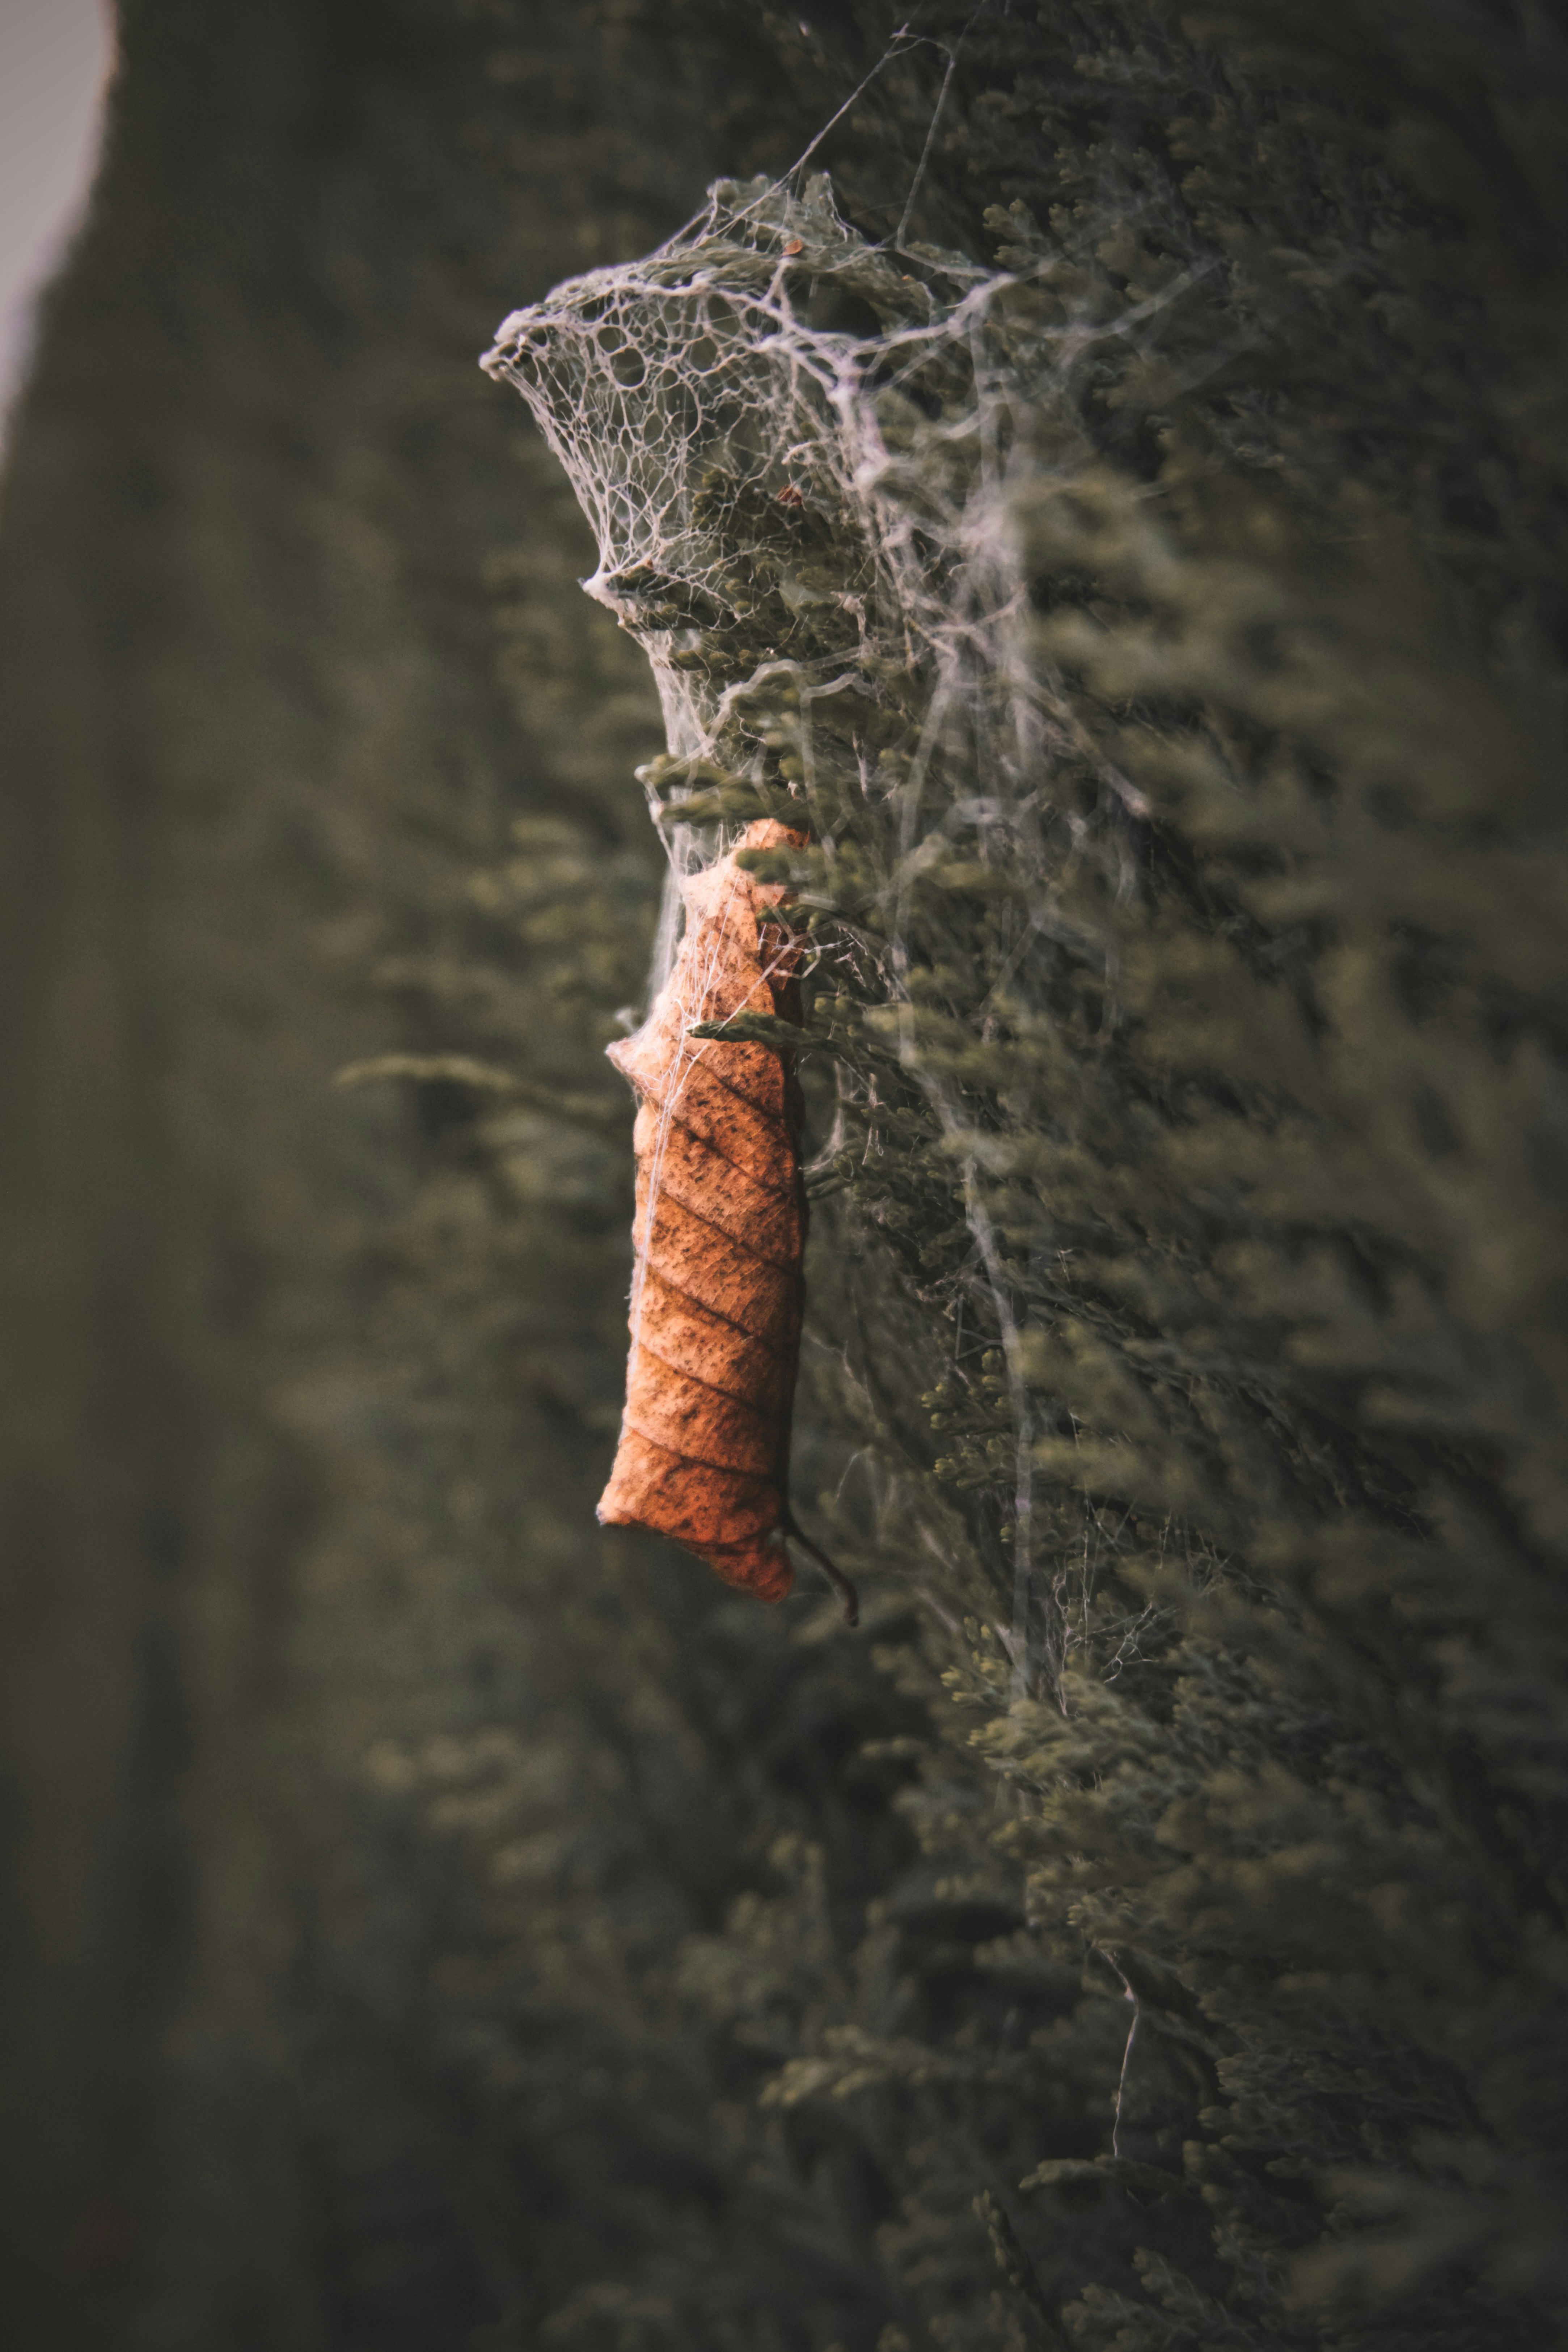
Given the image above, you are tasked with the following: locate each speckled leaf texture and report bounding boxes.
[600,820,809,1601]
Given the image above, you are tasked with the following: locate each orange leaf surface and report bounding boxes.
[597,820,853,1618]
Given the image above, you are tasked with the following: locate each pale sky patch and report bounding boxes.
[0,0,114,435]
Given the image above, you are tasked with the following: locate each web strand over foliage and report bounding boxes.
[482,169,1199,1689]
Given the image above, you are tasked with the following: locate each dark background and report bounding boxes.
[2,5,1564,2349]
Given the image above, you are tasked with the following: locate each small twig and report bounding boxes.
[333,1052,527,1096]
[783,1509,860,1626]
[1096,1949,1141,2159]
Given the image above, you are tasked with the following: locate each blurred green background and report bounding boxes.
[2,6,1564,2349]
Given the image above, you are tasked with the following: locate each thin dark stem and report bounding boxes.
[783,1509,860,1625]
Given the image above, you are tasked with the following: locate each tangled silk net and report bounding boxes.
[479,173,1034,825]
[481,173,1175,1645]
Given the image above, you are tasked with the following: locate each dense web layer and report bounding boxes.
[480,175,1060,929]
[485,179,947,731]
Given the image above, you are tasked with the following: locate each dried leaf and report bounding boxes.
[598,820,853,1618]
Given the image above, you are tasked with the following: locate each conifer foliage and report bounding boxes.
[476,5,1568,2340]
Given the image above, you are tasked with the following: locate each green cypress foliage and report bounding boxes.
[479,4,1566,2338]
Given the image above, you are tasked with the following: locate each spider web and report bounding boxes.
[481,167,1197,1689]
[482,173,1010,942]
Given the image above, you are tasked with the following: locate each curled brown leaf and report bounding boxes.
[598,820,853,1620]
